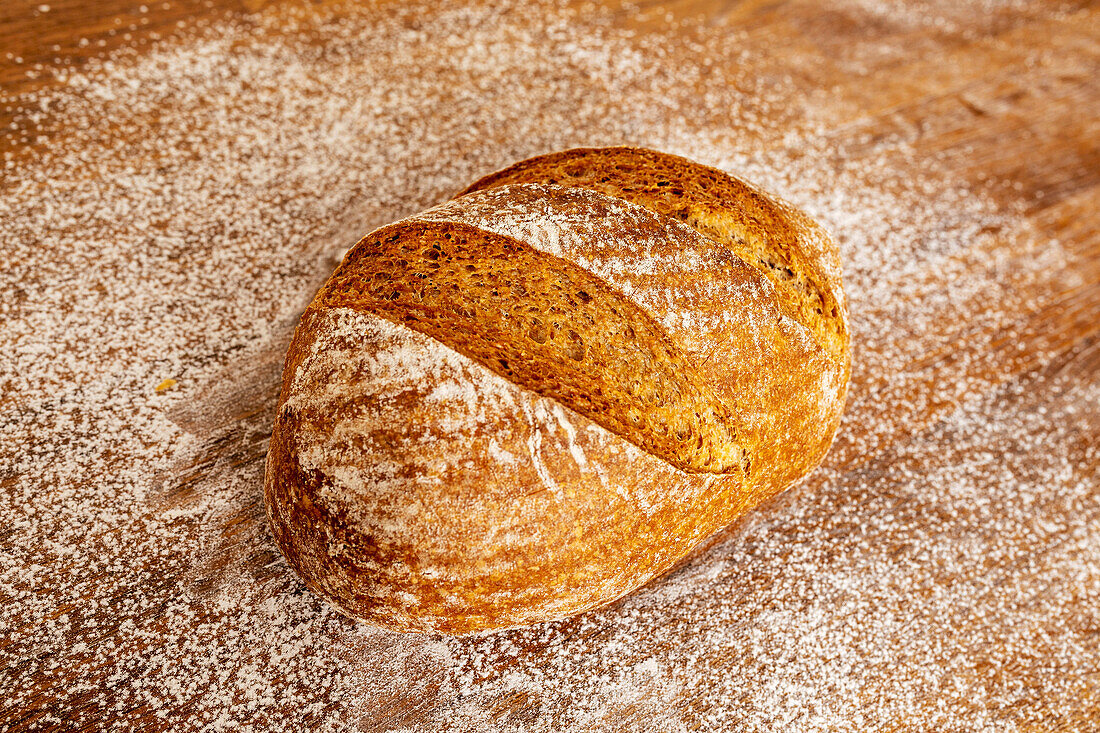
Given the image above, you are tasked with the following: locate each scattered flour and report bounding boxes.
[1,0,1095,731]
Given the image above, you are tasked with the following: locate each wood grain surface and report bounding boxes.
[2,0,1098,730]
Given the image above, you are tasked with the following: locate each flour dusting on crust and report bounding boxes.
[415,182,786,348]
[409,182,848,470]
[275,306,725,630]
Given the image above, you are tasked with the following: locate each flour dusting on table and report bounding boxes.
[1,0,1096,730]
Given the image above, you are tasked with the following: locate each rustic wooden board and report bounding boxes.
[2,0,1098,730]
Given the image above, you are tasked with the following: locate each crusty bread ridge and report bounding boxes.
[264,148,850,633]
[461,146,848,361]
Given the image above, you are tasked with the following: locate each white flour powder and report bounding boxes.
[1,0,1095,730]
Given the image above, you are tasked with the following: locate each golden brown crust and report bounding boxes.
[264,148,851,634]
[461,146,849,360]
[267,307,735,633]
[316,216,747,475]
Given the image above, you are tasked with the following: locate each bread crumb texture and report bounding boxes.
[2,0,1096,730]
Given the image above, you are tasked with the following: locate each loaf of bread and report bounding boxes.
[264,147,850,634]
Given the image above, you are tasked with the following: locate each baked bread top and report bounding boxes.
[461,146,848,361]
[265,148,850,633]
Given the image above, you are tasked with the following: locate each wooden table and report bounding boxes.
[2,0,1098,730]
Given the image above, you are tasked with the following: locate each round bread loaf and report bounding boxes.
[264,147,850,634]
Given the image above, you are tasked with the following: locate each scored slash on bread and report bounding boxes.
[265,147,851,633]
[321,188,747,476]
